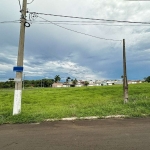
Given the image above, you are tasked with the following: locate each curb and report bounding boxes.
[45,115,127,122]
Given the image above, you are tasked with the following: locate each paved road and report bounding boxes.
[0,118,150,150]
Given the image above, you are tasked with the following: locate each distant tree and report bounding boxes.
[24,80,30,87]
[66,77,71,87]
[84,81,89,86]
[66,77,70,81]
[66,77,71,82]
[0,79,55,89]
[72,78,78,85]
[9,81,15,88]
[9,78,14,81]
[41,79,54,87]
[54,75,61,83]
[3,82,10,88]
[145,76,150,83]
[31,80,35,87]
[48,79,54,87]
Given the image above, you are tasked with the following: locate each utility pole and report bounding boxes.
[123,39,128,103]
[41,79,42,88]
[13,0,27,115]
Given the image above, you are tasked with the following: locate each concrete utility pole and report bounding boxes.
[13,0,27,115]
[123,39,128,103]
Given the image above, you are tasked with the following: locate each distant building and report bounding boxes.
[62,82,70,87]
[128,80,138,84]
[52,79,142,88]
[128,80,142,84]
[75,83,83,87]
[107,81,115,85]
[95,80,103,86]
[88,83,96,86]
[52,83,63,88]
[114,80,123,85]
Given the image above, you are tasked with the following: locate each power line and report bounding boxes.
[18,0,21,10]
[38,16,122,42]
[31,20,150,26]
[0,20,20,24]
[27,0,35,4]
[1,19,150,27]
[32,20,115,23]
[29,11,150,24]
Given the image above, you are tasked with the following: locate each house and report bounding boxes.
[88,83,96,86]
[137,80,142,83]
[74,80,84,87]
[52,83,63,88]
[63,82,70,87]
[88,80,95,84]
[95,83,101,86]
[128,80,137,84]
[95,80,102,86]
[75,83,83,87]
[107,81,115,85]
[114,80,123,85]
[101,81,107,86]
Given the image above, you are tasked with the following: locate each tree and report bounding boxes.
[0,79,54,89]
[54,75,61,83]
[9,78,14,81]
[66,77,71,87]
[41,79,54,87]
[84,81,89,86]
[66,77,71,82]
[3,82,10,88]
[72,78,78,85]
[145,76,150,83]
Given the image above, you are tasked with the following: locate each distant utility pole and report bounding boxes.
[23,73,25,90]
[123,39,128,103]
[13,0,27,115]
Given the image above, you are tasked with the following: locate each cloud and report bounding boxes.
[0,0,150,81]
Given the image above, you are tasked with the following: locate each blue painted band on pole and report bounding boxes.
[13,66,24,72]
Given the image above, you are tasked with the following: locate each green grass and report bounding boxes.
[0,83,150,124]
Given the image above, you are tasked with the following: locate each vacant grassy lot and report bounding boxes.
[0,83,150,124]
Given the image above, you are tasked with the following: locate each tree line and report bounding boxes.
[144,76,150,83]
[0,79,55,88]
[0,75,81,88]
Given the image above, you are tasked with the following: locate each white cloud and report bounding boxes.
[0,0,150,81]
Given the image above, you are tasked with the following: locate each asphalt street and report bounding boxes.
[0,118,150,150]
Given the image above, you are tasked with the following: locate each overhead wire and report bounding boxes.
[31,20,150,26]
[38,16,122,42]
[31,20,115,23]
[2,19,149,26]
[0,20,20,24]
[27,0,35,4]
[29,11,150,25]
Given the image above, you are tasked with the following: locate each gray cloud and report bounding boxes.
[0,0,150,81]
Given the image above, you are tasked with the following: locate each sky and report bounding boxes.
[0,0,150,82]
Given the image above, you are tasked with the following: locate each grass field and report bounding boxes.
[0,83,150,124]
